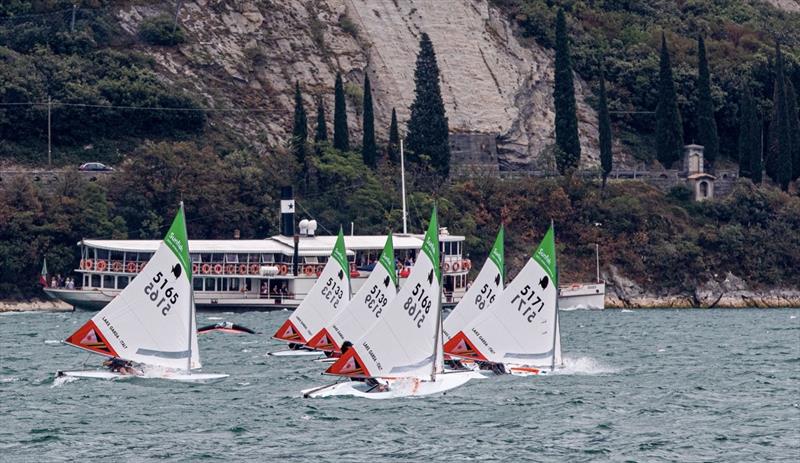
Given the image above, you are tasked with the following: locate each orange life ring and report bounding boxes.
[192,263,199,274]
[279,264,288,275]
[304,265,314,276]
[111,261,122,272]
[96,260,107,272]
[443,262,450,272]
[317,264,325,274]
[126,262,136,273]
[239,264,248,275]
[225,264,236,274]
[84,259,93,270]
[250,264,259,275]
[213,264,223,275]
[464,259,471,270]
[452,262,460,272]
[79,259,85,270]
[201,263,212,274]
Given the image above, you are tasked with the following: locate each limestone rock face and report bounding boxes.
[764,0,800,13]
[115,0,600,167]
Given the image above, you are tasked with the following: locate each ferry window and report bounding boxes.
[261,254,274,264]
[103,275,113,289]
[239,254,250,264]
[205,278,216,291]
[118,276,129,289]
[83,275,89,288]
[193,277,203,291]
[225,254,238,263]
[91,274,100,288]
[191,254,201,263]
[221,278,228,291]
[229,278,240,291]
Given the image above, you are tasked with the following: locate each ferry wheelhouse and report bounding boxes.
[45,231,471,312]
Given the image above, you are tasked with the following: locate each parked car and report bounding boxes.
[78,162,113,172]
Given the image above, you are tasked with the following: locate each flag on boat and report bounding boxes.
[272,227,351,345]
[327,208,443,380]
[444,224,561,368]
[442,225,504,341]
[307,233,398,352]
[39,257,48,287]
[64,203,201,371]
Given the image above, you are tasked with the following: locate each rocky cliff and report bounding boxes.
[115,0,600,168]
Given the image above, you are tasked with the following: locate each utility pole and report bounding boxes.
[47,96,52,167]
[70,4,77,34]
[173,0,183,33]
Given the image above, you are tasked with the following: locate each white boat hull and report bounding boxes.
[56,370,229,383]
[559,283,605,310]
[302,371,482,399]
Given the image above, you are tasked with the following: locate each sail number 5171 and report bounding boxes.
[510,284,544,323]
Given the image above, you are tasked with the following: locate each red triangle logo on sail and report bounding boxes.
[443,331,488,361]
[306,328,339,352]
[272,319,307,343]
[64,320,119,357]
[325,348,371,378]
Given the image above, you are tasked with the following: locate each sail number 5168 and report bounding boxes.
[403,283,432,328]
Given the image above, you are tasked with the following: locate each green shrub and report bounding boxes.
[138,15,185,46]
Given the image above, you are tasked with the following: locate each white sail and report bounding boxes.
[442,226,504,341]
[327,210,442,380]
[66,205,200,370]
[273,228,351,344]
[306,234,397,352]
[445,226,559,368]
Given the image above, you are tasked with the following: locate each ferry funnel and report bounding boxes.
[280,186,295,237]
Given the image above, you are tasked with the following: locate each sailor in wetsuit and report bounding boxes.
[103,358,140,375]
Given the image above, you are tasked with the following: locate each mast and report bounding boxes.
[551,219,559,372]
[400,139,408,234]
[182,201,193,374]
[432,261,442,382]
[595,243,600,283]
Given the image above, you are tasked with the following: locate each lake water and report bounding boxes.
[1,309,798,462]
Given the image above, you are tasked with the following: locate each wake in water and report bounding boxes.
[553,356,619,375]
[51,375,78,388]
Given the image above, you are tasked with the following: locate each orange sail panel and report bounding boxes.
[325,349,371,378]
[64,320,119,358]
[272,319,307,343]
[305,328,339,352]
[443,331,488,361]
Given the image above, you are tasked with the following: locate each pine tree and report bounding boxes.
[696,35,719,167]
[553,9,581,174]
[406,32,450,177]
[314,98,327,144]
[598,66,613,189]
[291,81,308,165]
[785,80,800,182]
[387,107,400,164]
[738,87,763,183]
[655,33,684,168]
[770,44,793,191]
[361,75,377,168]
[333,72,349,152]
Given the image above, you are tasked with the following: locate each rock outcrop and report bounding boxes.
[115,0,600,168]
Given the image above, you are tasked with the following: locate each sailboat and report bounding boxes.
[305,233,397,354]
[58,204,228,383]
[444,224,562,376]
[303,208,482,398]
[442,226,504,342]
[269,228,351,356]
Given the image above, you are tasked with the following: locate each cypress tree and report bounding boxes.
[553,9,581,174]
[696,35,719,167]
[598,66,613,189]
[738,87,763,182]
[314,98,327,144]
[406,32,450,177]
[387,107,400,164]
[291,81,308,165]
[770,44,792,191]
[361,75,377,168]
[655,33,684,168]
[333,72,349,152]
[786,80,800,182]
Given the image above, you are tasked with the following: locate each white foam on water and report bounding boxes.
[206,316,223,320]
[52,375,78,388]
[621,309,635,313]
[791,316,797,319]
[1,376,20,383]
[553,356,619,375]
[44,339,61,345]
[658,348,666,352]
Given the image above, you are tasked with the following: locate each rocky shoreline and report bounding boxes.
[0,299,74,313]
[605,267,800,308]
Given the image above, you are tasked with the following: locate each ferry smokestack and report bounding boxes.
[280,186,295,237]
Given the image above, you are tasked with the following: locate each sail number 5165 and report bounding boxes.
[144,271,179,316]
